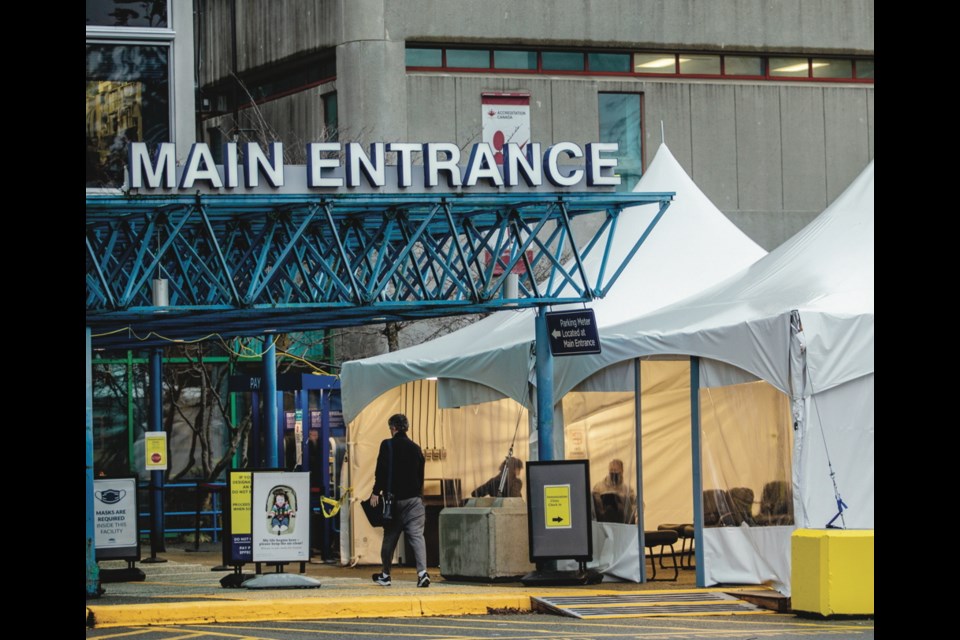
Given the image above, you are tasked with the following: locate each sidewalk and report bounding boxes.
[86,543,737,628]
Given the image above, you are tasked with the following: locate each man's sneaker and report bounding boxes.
[417,571,431,588]
[372,572,391,586]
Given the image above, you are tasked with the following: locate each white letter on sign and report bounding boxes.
[128,142,176,189]
[543,142,584,187]
[307,143,343,187]
[586,143,620,187]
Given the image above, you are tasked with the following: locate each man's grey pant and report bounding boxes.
[381,496,427,575]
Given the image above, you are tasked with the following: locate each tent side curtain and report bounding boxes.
[698,379,794,594]
[346,379,530,565]
[794,372,874,530]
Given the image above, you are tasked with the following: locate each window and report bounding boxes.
[542,51,584,71]
[446,49,490,68]
[634,53,677,73]
[87,0,168,28]
[495,50,537,70]
[406,48,442,67]
[679,54,721,75]
[855,59,874,79]
[724,55,764,76]
[87,1,174,190]
[599,93,642,191]
[769,57,810,77]
[812,58,853,79]
[323,92,338,140]
[86,43,170,188]
[588,53,631,73]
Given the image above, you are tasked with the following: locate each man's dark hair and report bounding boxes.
[388,413,409,432]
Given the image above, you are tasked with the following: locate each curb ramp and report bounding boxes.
[532,589,773,619]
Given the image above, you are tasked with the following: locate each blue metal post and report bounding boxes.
[251,392,261,467]
[300,389,310,472]
[86,328,101,597]
[277,390,285,467]
[150,347,166,553]
[690,357,706,586]
[263,337,279,468]
[534,308,555,461]
[320,390,331,498]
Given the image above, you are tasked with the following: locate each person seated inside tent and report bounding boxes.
[592,458,639,524]
[471,457,524,498]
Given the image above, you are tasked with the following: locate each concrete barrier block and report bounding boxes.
[439,497,535,580]
[791,529,874,616]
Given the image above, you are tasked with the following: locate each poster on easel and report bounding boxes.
[251,471,310,562]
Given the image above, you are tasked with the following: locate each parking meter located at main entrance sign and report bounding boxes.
[526,460,592,562]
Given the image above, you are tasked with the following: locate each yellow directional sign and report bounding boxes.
[544,484,572,529]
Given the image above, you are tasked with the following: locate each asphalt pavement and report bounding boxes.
[86,542,794,629]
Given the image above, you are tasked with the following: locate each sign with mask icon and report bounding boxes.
[94,476,140,560]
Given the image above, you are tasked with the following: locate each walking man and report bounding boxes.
[369,413,430,587]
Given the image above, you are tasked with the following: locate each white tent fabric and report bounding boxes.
[341,144,767,423]
[556,161,874,594]
[556,161,874,401]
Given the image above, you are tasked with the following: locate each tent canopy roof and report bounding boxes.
[555,161,874,397]
[341,144,767,422]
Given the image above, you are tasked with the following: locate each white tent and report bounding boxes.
[341,144,767,421]
[339,145,769,569]
[557,161,874,593]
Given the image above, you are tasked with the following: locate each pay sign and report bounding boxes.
[145,432,168,470]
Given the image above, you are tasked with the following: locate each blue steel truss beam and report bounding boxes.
[86,192,673,348]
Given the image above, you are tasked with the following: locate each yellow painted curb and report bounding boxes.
[87,594,533,628]
[86,586,748,628]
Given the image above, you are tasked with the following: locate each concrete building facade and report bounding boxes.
[196,0,874,251]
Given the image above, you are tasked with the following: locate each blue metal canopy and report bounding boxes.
[86,192,673,348]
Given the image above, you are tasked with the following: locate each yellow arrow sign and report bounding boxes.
[544,484,572,529]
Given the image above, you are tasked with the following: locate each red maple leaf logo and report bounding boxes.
[487,109,496,117]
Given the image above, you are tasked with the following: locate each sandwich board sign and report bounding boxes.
[94,476,140,561]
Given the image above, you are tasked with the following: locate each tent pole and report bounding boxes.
[534,308,556,461]
[150,347,167,554]
[263,336,279,468]
[634,358,646,582]
[690,356,706,586]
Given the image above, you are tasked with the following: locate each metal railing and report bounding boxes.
[137,481,225,544]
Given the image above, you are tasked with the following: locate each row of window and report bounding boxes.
[407,46,874,82]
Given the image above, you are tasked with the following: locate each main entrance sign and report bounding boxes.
[127,141,622,192]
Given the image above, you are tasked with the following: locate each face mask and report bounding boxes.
[610,472,622,484]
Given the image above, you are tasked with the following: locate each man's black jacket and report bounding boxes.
[372,431,425,500]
